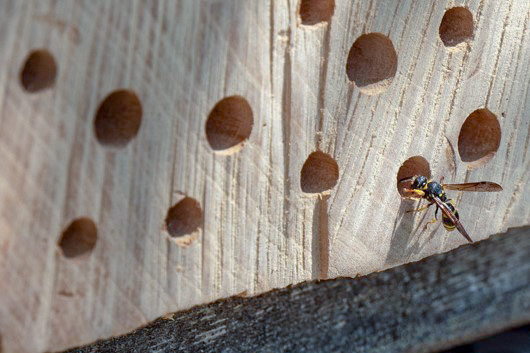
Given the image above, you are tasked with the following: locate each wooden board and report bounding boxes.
[0,1,528,352]
[63,226,530,353]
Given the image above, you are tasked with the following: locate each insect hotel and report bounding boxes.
[0,1,528,352]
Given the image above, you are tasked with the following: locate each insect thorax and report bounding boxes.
[425,181,446,201]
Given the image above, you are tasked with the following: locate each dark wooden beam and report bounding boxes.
[62,226,530,353]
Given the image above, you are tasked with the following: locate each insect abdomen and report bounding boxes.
[442,207,459,231]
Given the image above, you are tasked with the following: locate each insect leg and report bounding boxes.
[406,202,434,213]
[403,188,426,197]
[426,217,438,225]
[422,217,439,232]
[423,205,439,226]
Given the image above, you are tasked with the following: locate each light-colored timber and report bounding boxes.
[0,1,528,352]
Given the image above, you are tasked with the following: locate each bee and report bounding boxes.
[399,175,502,242]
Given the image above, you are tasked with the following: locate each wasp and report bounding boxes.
[398,175,502,242]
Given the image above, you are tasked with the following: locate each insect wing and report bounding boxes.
[443,182,503,192]
[432,197,473,243]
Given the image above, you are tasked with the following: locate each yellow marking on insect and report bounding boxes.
[411,189,425,196]
[403,188,426,197]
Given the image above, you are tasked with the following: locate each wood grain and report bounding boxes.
[0,1,528,352]
[62,226,530,353]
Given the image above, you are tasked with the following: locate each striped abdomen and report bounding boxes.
[442,200,459,231]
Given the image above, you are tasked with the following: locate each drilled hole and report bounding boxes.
[439,7,474,47]
[94,90,142,148]
[300,151,339,193]
[59,218,98,260]
[396,156,431,196]
[346,33,398,95]
[20,49,57,93]
[206,96,253,153]
[299,0,335,25]
[166,197,203,237]
[458,108,501,166]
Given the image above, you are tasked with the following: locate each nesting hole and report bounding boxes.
[346,33,397,95]
[396,156,431,196]
[20,49,57,93]
[166,197,203,237]
[94,90,142,148]
[59,218,98,260]
[300,151,339,194]
[299,0,335,26]
[206,96,253,154]
[439,7,474,47]
[458,108,501,167]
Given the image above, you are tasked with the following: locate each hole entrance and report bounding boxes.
[346,33,397,95]
[206,95,253,154]
[300,151,339,194]
[165,197,203,237]
[94,89,142,148]
[59,218,98,260]
[439,7,474,47]
[458,108,501,167]
[299,0,335,26]
[396,156,431,196]
[20,49,57,93]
